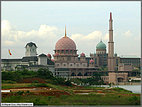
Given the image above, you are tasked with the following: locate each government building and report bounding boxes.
[1,13,140,84]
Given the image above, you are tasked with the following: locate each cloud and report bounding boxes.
[3,40,15,46]
[104,33,109,41]
[1,20,59,58]
[2,20,140,58]
[71,31,102,41]
[124,30,132,37]
[1,20,59,46]
[70,31,103,55]
[2,20,12,31]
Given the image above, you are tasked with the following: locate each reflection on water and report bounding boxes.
[92,85,141,93]
[117,85,141,94]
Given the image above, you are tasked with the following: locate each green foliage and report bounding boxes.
[129,96,140,105]
[70,74,105,85]
[37,68,54,79]
[16,91,24,95]
[2,83,31,89]
[54,77,65,85]
[2,70,37,82]
[64,80,72,86]
[30,83,48,87]
[26,90,30,94]
[32,80,39,83]
[112,87,132,93]
[2,80,17,84]
[2,94,140,105]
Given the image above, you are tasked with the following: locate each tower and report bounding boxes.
[25,42,37,57]
[38,53,47,65]
[108,12,115,71]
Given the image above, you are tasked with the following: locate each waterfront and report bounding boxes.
[92,85,141,93]
[118,85,141,94]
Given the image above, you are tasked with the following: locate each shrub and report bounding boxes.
[37,68,54,79]
[2,80,17,84]
[64,80,72,86]
[129,96,140,105]
[32,83,48,87]
[26,90,30,94]
[32,80,39,83]
[16,91,24,95]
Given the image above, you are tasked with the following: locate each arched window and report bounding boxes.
[84,72,88,76]
[66,50,68,54]
[71,72,76,76]
[77,72,83,76]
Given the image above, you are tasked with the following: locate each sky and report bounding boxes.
[1,1,141,59]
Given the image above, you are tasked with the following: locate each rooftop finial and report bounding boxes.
[110,12,112,20]
[100,37,102,42]
[65,25,67,37]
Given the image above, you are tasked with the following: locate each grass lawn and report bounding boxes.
[2,93,140,105]
[1,83,140,105]
[2,83,32,89]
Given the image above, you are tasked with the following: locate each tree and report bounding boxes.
[37,68,54,79]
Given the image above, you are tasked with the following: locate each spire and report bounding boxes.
[110,12,112,20]
[65,25,67,37]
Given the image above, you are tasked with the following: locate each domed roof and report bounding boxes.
[80,53,85,57]
[25,42,37,48]
[55,26,76,50]
[51,59,54,62]
[96,40,106,49]
[89,59,94,63]
[55,37,76,50]
[47,54,51,58]
[39,53,47,57]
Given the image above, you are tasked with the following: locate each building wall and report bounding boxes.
[120,58,140,68]
[55,62,88,68]
[25,45,37,57]
[108,72,128,84]
[118,63,133,71]
[38,57,47,65]
[1,61,22,71]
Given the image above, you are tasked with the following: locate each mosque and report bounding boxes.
[1,13,140,84]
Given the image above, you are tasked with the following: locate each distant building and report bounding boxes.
[118,63,133,71]
[1,13,140,84]
[120,56,140,68]
[1,42,55,73]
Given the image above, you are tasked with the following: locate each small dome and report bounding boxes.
[55,37,76,50]
[89,59,94,63]
[47,54,51,58]
[80,53,85,57]
[25,42,37,48]
[96,41,106,50]
[39,53,47,57]
[51,59,54,62]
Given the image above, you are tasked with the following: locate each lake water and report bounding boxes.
[92,85,141,94]
[117,85,141,94]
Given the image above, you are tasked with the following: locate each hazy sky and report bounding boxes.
[1,1,141,59]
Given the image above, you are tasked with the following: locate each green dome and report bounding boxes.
[96,41,106,49]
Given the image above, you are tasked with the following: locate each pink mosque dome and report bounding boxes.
[47,54,51,58]
[51,59,54,62]
[80,53,85,57]
[55,26,76,50]
[55,37,76,50]
[89,59,94,63]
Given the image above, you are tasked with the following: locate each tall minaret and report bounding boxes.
[108,12,115,71]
